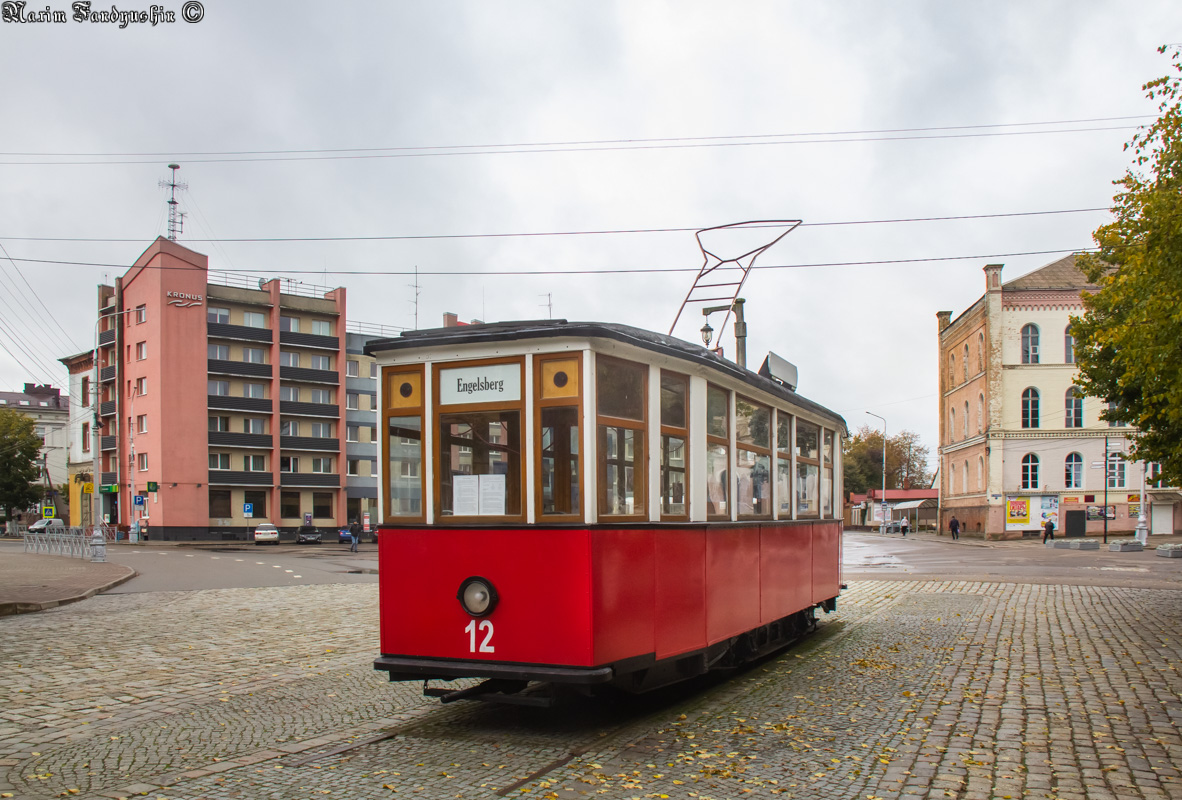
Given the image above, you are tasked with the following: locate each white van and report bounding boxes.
[28,518,66,533]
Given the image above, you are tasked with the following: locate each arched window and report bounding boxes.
[963,344,969,382]
[1022,453,1039,489]
[963,401,969,438]
[1021,324,1040,364]
[962,459,969,494]
[1065,453,1083,489]
[1064,325,1075,364]
[1065,387,1083,428]
[949,408,956,441]
[949,354,956,388]
[978,455,985,491]
[977,393,984,433]
[977,332,985,372]
[950,462,957,495]
[1021,388,1040,428]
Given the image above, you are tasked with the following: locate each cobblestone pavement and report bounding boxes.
[2,580,1180,800]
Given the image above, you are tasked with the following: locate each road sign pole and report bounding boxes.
[1104,436,1109,544]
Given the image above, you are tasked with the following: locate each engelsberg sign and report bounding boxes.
[439,363,520,405]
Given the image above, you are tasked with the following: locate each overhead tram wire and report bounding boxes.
[0,114,1156,159]
[0,240,86,353]
[0,206,1113,244]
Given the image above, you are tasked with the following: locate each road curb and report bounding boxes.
[0,566,138,617]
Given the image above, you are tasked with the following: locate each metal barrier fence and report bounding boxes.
[23,527,93,559]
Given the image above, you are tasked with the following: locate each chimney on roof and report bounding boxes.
[936,311,952,332]
[443,312,459,327]
[984,263,1003,292]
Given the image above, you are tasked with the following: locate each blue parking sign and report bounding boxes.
[133,495,145,507]
[244,503,254,518]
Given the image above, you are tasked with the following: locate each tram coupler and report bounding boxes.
[423,678,552,706]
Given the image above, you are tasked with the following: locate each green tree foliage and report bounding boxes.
[1073,46,1182,484]
[843,425,931,495]
[0,408,44,519]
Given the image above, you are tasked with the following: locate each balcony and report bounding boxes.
[208,359,273,379]
[279,365,338,385]
[99,400,117,417]
[346,441,377,459]
[100,365,117,382]
[280,401,338,418]
[101,471,118,486]
[207,395,272,413]
[280,472,340,488]
[208,431,273,449]
[101,436,117,451]
[207,322,273,343]
[208,470,274,486]
[280,330,338,351]
[98,329,115,346]
[280,435,339,451]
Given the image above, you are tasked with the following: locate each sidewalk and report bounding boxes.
[853,526,1182,547]
[0,549,136,617]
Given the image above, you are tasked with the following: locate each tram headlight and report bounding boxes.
[457,576,498,617]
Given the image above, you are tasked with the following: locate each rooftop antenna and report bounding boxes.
[539,292,553,319]
[158,164,188,241]
[408,265,421,330]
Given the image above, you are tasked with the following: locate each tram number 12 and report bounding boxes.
[465,619,495,653]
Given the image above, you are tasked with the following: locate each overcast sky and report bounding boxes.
[1,1,1178,472]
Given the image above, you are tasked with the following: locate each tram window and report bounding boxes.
[706,384,729,520]
[660,371,689,519]
[387,416,423,517]
[735,397,771,518]
[796,420,821,518]
[822,429,835,518]
[776,414,793,518]
[540,406,579,516]
[439,411,522,517]
[597,357,647,518]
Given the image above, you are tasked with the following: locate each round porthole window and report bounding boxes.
[399,382,413,398]
[553,371,568,388]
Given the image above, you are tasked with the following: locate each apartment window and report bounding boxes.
[82,422,90,452]
[280,456,298,473]
[311,320,332,336]
[347,459,360,476]
[370,362,379,378]
[1107,458,1126,489]
[243,490,267,519]
[1021,324,1040,364]
[1064,326,1075,364]
[209,380,230,397]
[310,422,332,438]
[280,420,298,436]
[137,414,147,433]
[137,452,148,471]
[279,316,299,332]
[977,455,985,491]
[243,382,266,399]
[208,307,229,325]
[1021,388,1040,429]
[346,360,359,377]
[659,371,688,519]
[209,415,230,432]
[209,489,232,518]
[244,454,266,472]
[948,354,956,388]
[135,377,146,396]
[81,376,90,406]
[280,386,299,402]
[243,311,266,329]
[796,419,821,518]
[1021,454,1039,490]
[1065,453,1083,489]
[280,351,299,368]
[950,463,957,495]
[243,347,266,364]
[962,344,969,383]
[244,418,266,435]
[400,459,419,477]
[706,383,729,519]
[978,393,984,433]
[346,423,359,442]
[209,344,229,360]
[313,491,333,518]
[311,354,331,371]
[977,332,984,372]
[209,453,231,470]
[597,356,647,518]
[949,408,956,441]
[312,457,333,473]
[136,341,147,360]
[310,388,332,404]
[963,401,969,439]
[735,396,772,518]
[1107,401,1128,427]
[346,392,359,410]
[133,304,146,323]
[1065,388,1084,428]
[280,491,300,518]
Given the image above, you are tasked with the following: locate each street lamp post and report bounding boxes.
[866,412,887,535]
[1135,460,1149,545]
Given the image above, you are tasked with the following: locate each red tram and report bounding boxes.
[368,321,844,703]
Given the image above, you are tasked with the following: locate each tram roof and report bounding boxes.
[365,319,848,434]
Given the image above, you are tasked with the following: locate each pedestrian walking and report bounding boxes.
[1043,517,1055,544]
[900,516,909,537]
[349,519,361,553]
[949,515,960,540]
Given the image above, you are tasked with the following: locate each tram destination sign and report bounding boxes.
[439,363,521,405]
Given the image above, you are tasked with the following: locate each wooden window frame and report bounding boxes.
[534,353,584,523]
[659,369,690,522]
[735,395,772,520]
[596,355,648,522]
[381,364,426,524]
[775,411,794,520]
[822,428,835,519]
[795,418,822,520]
[705,383,730,521]
[432,356,527,524]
